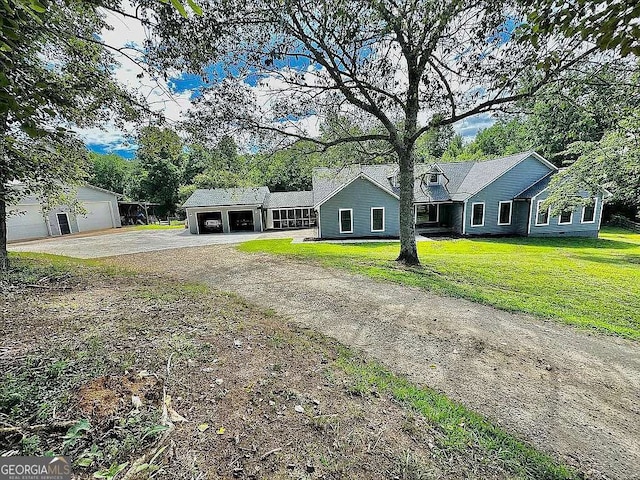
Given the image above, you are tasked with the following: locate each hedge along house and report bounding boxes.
[6,183,122,242]
[313,151,607,239]
[182,187,315,234]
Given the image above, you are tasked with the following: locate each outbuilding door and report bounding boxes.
[57,213,71,235]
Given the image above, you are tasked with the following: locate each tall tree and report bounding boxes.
[132,126,183,215]
[146,0,603,265]
[88,152,133,194]
[0,0,146,269]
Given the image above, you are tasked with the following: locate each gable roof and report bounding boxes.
[263,191,314,209]
[312,165,399,206]
[312,151,556,206]
[182,187,270,208]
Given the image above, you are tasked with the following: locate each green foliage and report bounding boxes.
[414,125,454,160]
[545,109,640,212]
[239,229,640,339]
[131,126,183,215]
[88,153,134,194]
[522,0,640,57]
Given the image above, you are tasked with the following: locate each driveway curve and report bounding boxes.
[10,230,640,479]
[108,244,640,480]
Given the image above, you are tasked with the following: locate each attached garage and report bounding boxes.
[76,201,115,232]
[6,204,49,241]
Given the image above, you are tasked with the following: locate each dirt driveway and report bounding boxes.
[105,245,639,480]
[10,231,640,479]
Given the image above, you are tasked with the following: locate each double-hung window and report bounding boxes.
[371,207,384,232]
[339,208,353,233]
[471,202,485,227]
[497,201,512,225]
[582,199,596,223]
[535,200,550,226]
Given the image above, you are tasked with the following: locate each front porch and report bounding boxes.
[413,202,461,234]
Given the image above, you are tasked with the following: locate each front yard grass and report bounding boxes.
[0,253,578,479]
[238,227,640,340]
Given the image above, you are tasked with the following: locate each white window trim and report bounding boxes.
[370,207,385,232]
[535,200,550,226]
[470,202,485,227]
[428,173,439,185]
[558,210,573,225]
[497,200,513,226]
[338,208,353,234]
[581,197,598,224]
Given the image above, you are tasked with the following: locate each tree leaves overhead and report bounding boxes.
[522,0,640,57]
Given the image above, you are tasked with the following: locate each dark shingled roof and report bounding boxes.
[263,191,314,209]
[312,152,549,205]
[182,187,270,208]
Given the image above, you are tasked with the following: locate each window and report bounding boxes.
[535,200,550,226]
[339,208,353,233]
[558,210,573,225]
[498,201,512,225]
[415,204,438,225]
[582,199,596,223]
[471,203,485,227]
[271,208,316,229]
[371,207,385,232]
[428,173,439,184]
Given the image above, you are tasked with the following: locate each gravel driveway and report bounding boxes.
[8,227,313,258]
[10,231,640,479]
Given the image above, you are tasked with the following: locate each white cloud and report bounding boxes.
[77,5,194,155]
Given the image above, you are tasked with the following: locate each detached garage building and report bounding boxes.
[183,187,315,234]
[7,183,121,242]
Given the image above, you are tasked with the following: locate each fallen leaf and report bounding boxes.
[198,423,209,432]
[216,427,226,435]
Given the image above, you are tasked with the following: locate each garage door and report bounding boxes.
[76,201,114,232]
[6,204,48,241]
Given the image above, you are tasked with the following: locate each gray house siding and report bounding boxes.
[465,155,554,235]
[528,190,602,237]
[512,200,531,235]
[319,177,399,238]
[450,203,464,234]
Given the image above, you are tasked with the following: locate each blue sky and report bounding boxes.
[85,17,502,159]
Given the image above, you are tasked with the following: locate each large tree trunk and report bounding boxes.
[396,148,419,265]
[0,195,8,271]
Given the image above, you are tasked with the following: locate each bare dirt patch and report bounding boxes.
[76,374,161,418]
[2,257,565,479]
[105,244,640,480]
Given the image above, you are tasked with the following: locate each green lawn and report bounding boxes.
[238,227,640,340]
[126,220,185,230]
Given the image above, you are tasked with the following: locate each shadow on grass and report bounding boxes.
[463,236,638,250]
